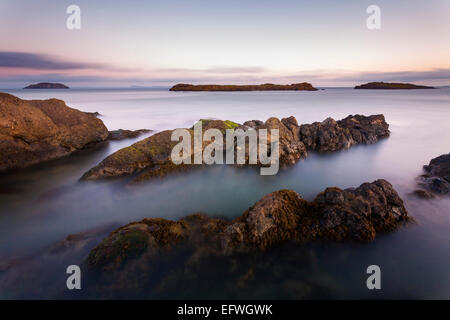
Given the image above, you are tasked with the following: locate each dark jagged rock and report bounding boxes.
[0,92,109,172]
[108,129,152,141]
[170,83,318,91]
[354,82,435,90]
[416,153,450,196]
[81,114,390,182]
[299,114,389,152]
[337,114,390,144]
[23,82,69,89]
[243,120,264,128]
[299,117,351,152]
[86,179,409,272]
[240,116,307,166]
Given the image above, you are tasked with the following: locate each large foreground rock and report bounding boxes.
[415,153,450,196]
[82,114,389,182]
[87,179,408,271]
[0,92,109,171]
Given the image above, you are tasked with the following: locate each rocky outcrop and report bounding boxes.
[82,129,184,181]
[354,82,435,89]
[170,83,318,91]
[415,153,450,196]
[86,179,409,271]
[299,114,389,152]
[0,92,109,171]
[23,82,69,89]
[82,114,389,182]
[108,129,152,141]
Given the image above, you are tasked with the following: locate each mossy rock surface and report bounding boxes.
[86,179,409,271]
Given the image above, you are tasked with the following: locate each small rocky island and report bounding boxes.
[23,82,69,89]
[354,82,435,90]
[170,82,318,91]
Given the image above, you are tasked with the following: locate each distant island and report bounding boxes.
[24,82,69,89]
[170,82,318,91]
[354,82,435,90]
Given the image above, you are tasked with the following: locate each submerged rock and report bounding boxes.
[170,82,318,91]
[82,114,390,182]
[0,92,109,172]
[416,153,450,196]
[411,189,435,199]
[108,129,152,141]
[86,179,409,272]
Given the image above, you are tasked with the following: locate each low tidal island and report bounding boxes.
[354,82,435,89]
[23,82,69,89]
[170,82,318,91]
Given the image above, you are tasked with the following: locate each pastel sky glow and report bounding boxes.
[0,0,449,87]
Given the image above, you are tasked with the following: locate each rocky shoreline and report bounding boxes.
[170,82,318,91]
[81,114,390,182]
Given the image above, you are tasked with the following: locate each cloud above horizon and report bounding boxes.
[284,69,450,84]
[0,52,107,70]
[0,51,449,88]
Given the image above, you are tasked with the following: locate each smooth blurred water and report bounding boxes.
[0,87,449,299]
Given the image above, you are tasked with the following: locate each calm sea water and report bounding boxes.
[0,87,449,299]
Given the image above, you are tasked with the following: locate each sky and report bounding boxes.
[0,0,449,88]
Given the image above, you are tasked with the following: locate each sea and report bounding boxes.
[0,87,449,299]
